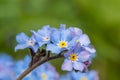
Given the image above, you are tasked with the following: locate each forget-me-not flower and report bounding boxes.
[62,43,90,72]
[71,70,99,80]
[35,62,59,80]
[31,25,51,47]
[15,32,39,52]
[68,34,96,62]
[0,53,15,80]
[46,25,72,54]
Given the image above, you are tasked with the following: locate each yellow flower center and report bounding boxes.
[58,41,68,48]
[81,77,87,80]
[70,53,77,61]
[41,73,47,80]
[76,39,79,43]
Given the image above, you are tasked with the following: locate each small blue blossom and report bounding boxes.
[68,34,96,62]
[35,62,59,80]
[0,53,16,80]
[59,73,72,80]
[62,43,88,72]
[0,53,14,67]
[31,25,51,47]
[77,34,96,64]
[60,70,99,80]
[68,34,91,48]
[71,70,99,80]
[15,32,39,52]
[46,24,72,54]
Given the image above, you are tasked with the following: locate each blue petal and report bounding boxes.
[16,32,29,43]
[51,30,60,44]
[59,24,66,30]
[37,28,51,37]
[46,44,61,54]
[60,30,72,42]
[78,34,90,46]
[64,51,71,59]
[42,25,50,30]
[15,44,28,52]
[69,27,83,36]
[61,59,72,71]
[38,42,46,47]
[32,45,39,52]
[84,46,96,59]
[67,37,78,49]
[73,61,85,71]
[88,71,99,80]
[31,30,43,42]
[84,46,96,53]
[78,51,90,62]
[24,55,31,65]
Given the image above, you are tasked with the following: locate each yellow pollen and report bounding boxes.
[70,53,77,61]
[41,73,47,80]
[76,40,79,43]
[81,77,87,80]
[58,41,67,48]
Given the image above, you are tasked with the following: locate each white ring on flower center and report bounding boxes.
[27,39,35,46]
[43,36,50,42]
[57,41,68,48]
[41,73,47,80]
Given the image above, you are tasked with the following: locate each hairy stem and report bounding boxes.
[17,54,64,80]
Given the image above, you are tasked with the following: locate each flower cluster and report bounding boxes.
[60,70,99,80]
[15,24,96,72]
[0,53,99,80]
[14,55,59,80]
[0,53,59,80]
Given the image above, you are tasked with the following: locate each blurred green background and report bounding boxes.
[0,0,120,80]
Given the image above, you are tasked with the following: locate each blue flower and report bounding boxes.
[0,53,14,67]
[62,43,88,72]
[60,70,99,80]
[15,32,39,52]
[35,62,59,80]
[68,34,96,62]
[71,70,99,80]
[68,33,91,48]
[46,25,72,54]
[31,25,51,47]
[59,74,72,80]
[14,55,59,80]
[0,65,16,80]
[77,34,96,63]
[0,53,16,80]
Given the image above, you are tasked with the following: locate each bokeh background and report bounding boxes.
[0,0,120,80]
